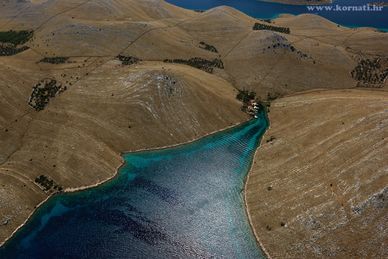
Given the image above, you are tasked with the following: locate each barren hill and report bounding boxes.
[246,90,387,258]
[0,0,387,256]
[0,57,246,244]
[1,0,387,96]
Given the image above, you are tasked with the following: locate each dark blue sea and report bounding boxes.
[0,113,268,258]
[166,0,388,31]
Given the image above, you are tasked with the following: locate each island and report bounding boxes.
[0,0,387,257]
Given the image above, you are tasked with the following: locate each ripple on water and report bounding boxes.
[0,112,268,259]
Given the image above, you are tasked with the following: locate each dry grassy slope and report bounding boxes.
[1,0,195,57]
[2,1,388,96]
[246,90,388,258]
[275,14,388,54]
[221,13,388,96]
[0,0,387,252]
[0,0,194,28]
[0,57,247,244]
[122,6,388,96]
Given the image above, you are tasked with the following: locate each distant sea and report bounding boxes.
[0,113,269,258]
[166,0,388,31]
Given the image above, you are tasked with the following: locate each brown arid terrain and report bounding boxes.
[0,0,387,256]
[246,89,388,258]
[0,57,247,244]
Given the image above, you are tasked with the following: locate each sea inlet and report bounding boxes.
[0,112,268,258]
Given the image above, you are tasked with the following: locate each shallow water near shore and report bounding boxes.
[166,0,388,31]
[0,112,268,258]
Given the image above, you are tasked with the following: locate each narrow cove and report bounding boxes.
[0,112,268,258]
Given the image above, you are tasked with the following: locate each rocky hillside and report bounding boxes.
[246,90,388,258]
[0,0,387,255]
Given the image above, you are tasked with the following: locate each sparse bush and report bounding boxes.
[199,41,218,53]
[35,175,54,191]
[253,23,290,34]
[0,45,29,56]
[0,30,33,56]
[0,30,33,45]
[116,55,141,65]
[351,58,388,87]
[40,57,69,64]
[28,79,67,111]
[266,136,276,143]
[35,174,62,192]
[164,57,224,73]
[236,90,256,104]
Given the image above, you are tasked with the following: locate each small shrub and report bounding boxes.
[0,30,33,45]
[253,23,290,34]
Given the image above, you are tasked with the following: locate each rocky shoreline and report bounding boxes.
[0,121,247,248]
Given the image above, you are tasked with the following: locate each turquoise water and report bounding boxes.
[0,112,269,258]
[166,0,388,31]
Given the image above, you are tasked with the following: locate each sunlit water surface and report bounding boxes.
[0,112,268,258]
